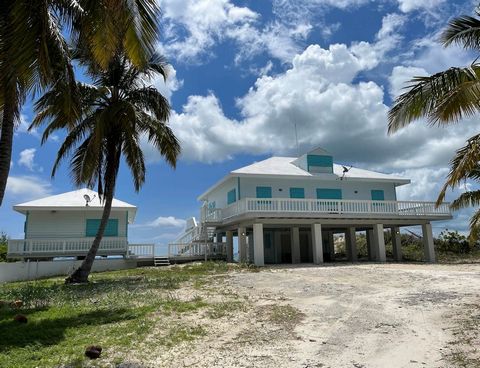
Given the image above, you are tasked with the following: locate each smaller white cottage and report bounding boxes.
[8,188,137,260]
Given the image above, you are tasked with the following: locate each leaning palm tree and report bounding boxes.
[32,49,180,283]
[0,0,159,206]
[388,7,480,240]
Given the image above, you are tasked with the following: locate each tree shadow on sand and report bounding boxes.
[0,307,136,351]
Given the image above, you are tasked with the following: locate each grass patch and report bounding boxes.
[266,304,305,326]
[206,300,246,319]
[0,261,238,368]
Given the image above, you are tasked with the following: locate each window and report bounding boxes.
[289,187,305,198]
[316,188,342,199]
[227,189,236,205]
[371,190,385,201]
[307,154,333,173]
[208,201,216,209]
[86,219,119,237]
[256,186,272,198]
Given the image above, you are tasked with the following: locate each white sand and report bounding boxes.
[151,263,480,368]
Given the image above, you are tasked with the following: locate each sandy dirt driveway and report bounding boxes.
[165,263,480,368]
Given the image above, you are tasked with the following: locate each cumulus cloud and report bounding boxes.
[397,0,445,13]
[6,176,52,200]
[158,0,259,61]
[133,216,186,228]
[18,148,38,172]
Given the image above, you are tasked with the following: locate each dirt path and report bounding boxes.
[153,263,480,368]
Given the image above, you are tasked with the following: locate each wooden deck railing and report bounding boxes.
[168,242,227,258]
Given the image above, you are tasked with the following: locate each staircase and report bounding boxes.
[154,256,170,267]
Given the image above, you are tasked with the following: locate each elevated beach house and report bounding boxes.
[172,147,452,265]
[7,188,148,260]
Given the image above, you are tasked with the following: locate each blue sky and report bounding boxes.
[1,0,478,244]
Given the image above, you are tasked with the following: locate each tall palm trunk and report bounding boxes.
[66,147,120,284]
[0,92,15,206]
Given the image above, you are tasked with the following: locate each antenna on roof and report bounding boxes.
[340,165,352,180]
[294,122,299,156]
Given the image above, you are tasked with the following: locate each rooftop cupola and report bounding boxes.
[292,147,334,174]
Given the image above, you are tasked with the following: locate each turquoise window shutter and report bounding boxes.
[86,219,119,237]
[307,155,333,173]
[227,189,236,205]
[289,187,305,198]
[316,188,342,199]
[256,186,272,198]
[371,190,385,201]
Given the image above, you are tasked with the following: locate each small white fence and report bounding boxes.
[168,242,227,259]
[127,244,155,259]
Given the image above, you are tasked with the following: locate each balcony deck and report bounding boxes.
[201,198,452,226]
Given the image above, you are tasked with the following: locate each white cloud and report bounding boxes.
[5,176,52,199]
[397,0,445,13]
[133,216,186,228]
[18,148,38,172]
[158,0,259,62]
[146,64,183,102]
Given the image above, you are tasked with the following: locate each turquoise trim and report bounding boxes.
[237,177,241,200]
[307,155,333,172]
[208,201,216,209]
[227,189,236,205]
[289,187,305,198]
[317,188,342,199]
[371,190,385,201]
[86,219,119,237]
[256,186,272,198]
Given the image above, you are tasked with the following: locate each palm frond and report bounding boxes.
[388,66,480,134]
[441,15,480,51]
[450,190,480,210]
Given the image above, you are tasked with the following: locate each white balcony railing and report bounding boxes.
[8,237,128,258]
[214,198,452,222]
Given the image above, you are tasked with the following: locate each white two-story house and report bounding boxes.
[174,147,452,266]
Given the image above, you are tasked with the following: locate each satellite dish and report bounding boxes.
[84,194,91,206]
[341,165,352,180]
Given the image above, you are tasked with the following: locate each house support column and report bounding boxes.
[291,227,301,264]
[328,231,335,260]
[391,227,402,261]
[373,224,386,262]
[311,224,324,265]
[253,223,265,266]
[238,227,247,263]
[345,227,357,262]
[226,231,234,262]
[366,229,375,261]
[422,223,435,263]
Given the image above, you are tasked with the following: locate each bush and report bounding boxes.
[0,232,7,262]
[435,230,471,254]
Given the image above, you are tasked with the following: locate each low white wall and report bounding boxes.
[0,259,137,283]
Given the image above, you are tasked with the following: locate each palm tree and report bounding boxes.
[388,7,480,240]
[0,0,160,206]
[32,49,180,283]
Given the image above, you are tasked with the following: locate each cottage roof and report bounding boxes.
[13,188,137,222]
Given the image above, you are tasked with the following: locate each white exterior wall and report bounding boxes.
[0,259,136,283]
[204,177,239,209]
[26,210,128,239]
[234,177,397,203]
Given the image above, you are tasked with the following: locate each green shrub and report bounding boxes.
[435,230,471,254]
[0,232,7,262]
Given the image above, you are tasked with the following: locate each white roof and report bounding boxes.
[14,188,137,223]
[199,156,410,200]
[233,157,409,182]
